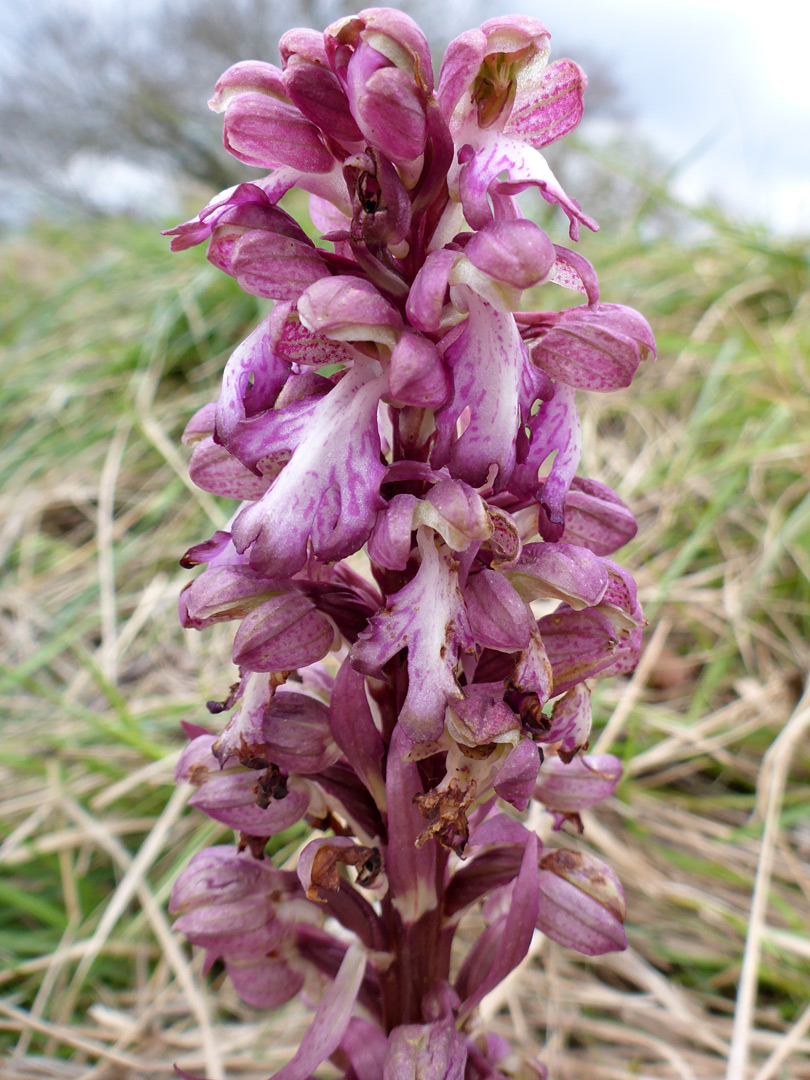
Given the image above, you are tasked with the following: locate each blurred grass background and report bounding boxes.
[1,160,809,1080]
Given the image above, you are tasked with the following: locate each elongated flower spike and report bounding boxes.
[166,8,654,1078]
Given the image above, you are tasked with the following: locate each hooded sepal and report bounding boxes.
[536,848,627,955]
[383,1020,467,1080]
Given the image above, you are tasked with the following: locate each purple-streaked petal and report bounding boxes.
[220,87,335,173]
[215,308,292,446]
[529,302,655,391]
[283,51,363,144]
[413,479,492,552]
[367,493,419,571]
[457,132,597,241]
[432,293,534,489]
[226,955,304,1010]
[188,438,273,499]
[211,670,276,766]
[227,229,330,301]
[599,560,645,632]
[536,606,622,695]
[546,245,599,304]
[406,248,459,333]
[512,382,581,534]
[351,530,473,743]
[446,685,520,748]
[506,58,586,148]
[463,219,555,292]
[232,363,387,576]
[188,771,310,835]
[263,690,339,774]
[437,28,487,122]
[179,566,285,630]
[510,627,554,702]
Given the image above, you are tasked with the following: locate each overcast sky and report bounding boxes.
[504,0,810,232]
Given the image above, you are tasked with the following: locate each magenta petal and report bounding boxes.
[457,832,539,1016]
[464,569,533,652]
[228,229,330,301]
[437,29,486,121]
[406,249,458,333]
[222,91,334,173]
[216,308,292,446]
[494,740,541,811]
[298,275,403,347]
[543,683,592,754]
[514,382,582,533]
[505,542,609,609]
[538,476,637,553]
[415,478,492,551]
[383,1021,467,1080]
[284,56,363,144]
[432,294,531,489]
[536,606,622,694]
[389,331,449,408]
[367,493,419,571]
[464,219,555,290]
[459,132,597,240]
[329,658,386,806]
[188,772,310,834]
[180,566,284,630]
[536,848,626,955]
[188,438,273,500]
[511,627,553,701]
[232,593,336,672]
[270,941,368,1080]
[534,753,622,812]
[226,955,304,1010]
[263,691,338,774]
[547,245,599,305]
[349,59,428,163]
[447,685,520,748]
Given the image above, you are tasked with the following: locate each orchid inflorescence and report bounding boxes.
[165,9,655,1079]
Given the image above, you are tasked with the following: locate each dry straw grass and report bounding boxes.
[1,184,809,1079]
